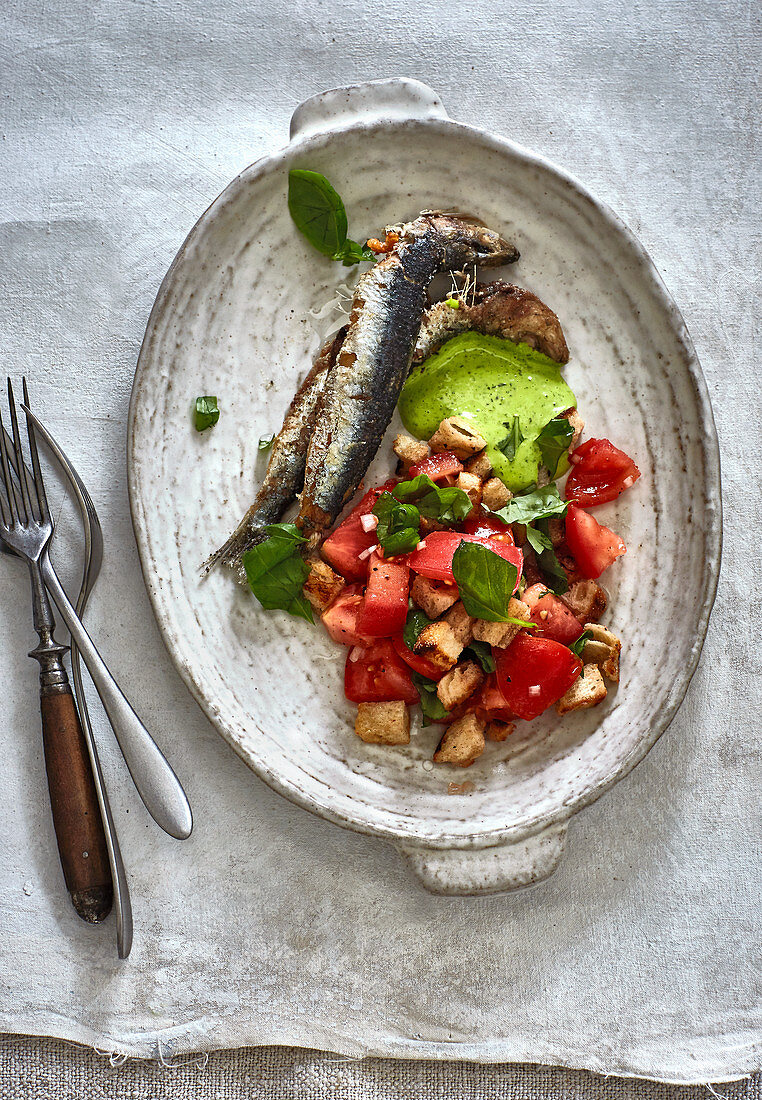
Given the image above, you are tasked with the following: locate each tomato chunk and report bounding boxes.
[462,511,515,543]
[344,639,419,704]
[321,585,372,647]
[565,438,640,507]
[356,552,410,637]
[473,673,515,723]
[495,634,582,720]
[405,531,523,585]
[408,450,463,482]
[523,582,584,645]
[391,633,445,681]
[565,503,626,579]
[321,479,396,580]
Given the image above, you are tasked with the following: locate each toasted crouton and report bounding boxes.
[582,623,622,683]
[482,476,511,511]
[411,574,459,618]
[561,580,608,623]
[437,661,484,711]
[433,712,486,767]
[464,450,493,478]
[486,718,515,742]
[443,601,476,646]
[412,621,462,671]
[556,664,607,715]
[562,406,585,450]
[355,701,410,745]
[456,471,482,507]
[428,416,487,459]
[472,598,531,648]
[547,515,565,548]
[303,559,345,612]
[393,433,430,471]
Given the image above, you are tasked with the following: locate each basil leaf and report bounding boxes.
[194,396,219,432]
[242,523,314,623]
[451,541,518,622]
[463,640,496,674]
[536,416,574,478]
[411,671,449,726]
[493,483,568,527]
[288,169,348,258]
[336,238,376,266]
[372,492,421,555]
[497,415,524,462]
[393,474,471,525]
[403,608,432,651]
[533,517,569,596]
[569,629,594,659]
[258,433,274,451]
[525,525,552,555]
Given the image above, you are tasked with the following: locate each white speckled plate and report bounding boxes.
[128,79,721,894]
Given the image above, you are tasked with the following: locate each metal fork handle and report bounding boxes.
[40,555,193,840]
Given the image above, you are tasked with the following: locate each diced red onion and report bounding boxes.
[348,646,364,662]
[529,685,541,696]
[358,543,377,561]
[360,513,378,532]
[623,475,634,488]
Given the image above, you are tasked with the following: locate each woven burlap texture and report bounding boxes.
[0,1039,759,1100]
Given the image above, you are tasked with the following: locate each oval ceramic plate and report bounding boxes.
[128,79,721,894]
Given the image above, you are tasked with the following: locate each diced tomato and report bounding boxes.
[523,582,583,645]
[356,552,410,637]
[405,531,523,586]
[344,639,419,705]
[473,673,515,723]
[495,634,582,720]
[321,585,372,647]
[391,633,446,681]
[565,438,640,507]
[408,450,463,482]
[321,479,397,580]
[462,511,515,543]
[565,503,626,579]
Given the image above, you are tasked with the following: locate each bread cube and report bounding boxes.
[443,601,476,646]
[411,574,459,618]
[556,664,607,715]
[472,598,530,648]
[412,621,462,671]
[582,623,622,683]
[433,712,486,767]
[481,477,511,511]
[561,580,608,624]
[303,559,345,612]
[393,433,430,472]
[485,718,515,742]
[436,661,484,711]
[428,416,487,459]
[456,471,482,507]
[464,450,493,478]
[355,701,410,745]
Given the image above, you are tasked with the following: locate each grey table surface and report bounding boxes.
[2,0,760,1095]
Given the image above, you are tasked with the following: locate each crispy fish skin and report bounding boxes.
[204,327,346,578]
[413,280,570,365]
[297,213,519,536]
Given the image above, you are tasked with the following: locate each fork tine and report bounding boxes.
[0,407,17,527]
[22,378,50,525]
[7,380,32,523]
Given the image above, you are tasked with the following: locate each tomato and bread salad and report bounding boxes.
[202,171,641,768]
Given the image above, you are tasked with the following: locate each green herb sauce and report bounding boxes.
[399,333,576,492]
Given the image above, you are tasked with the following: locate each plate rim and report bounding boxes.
[127,113,723,850]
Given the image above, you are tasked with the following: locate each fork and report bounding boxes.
[9,402,134,958]
[0,381,193,841]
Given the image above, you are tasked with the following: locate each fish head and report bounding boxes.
[417,211,520,267]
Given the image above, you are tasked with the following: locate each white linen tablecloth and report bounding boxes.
[0,0,759,1087]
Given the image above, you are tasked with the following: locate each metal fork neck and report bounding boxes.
[26,559,69,694]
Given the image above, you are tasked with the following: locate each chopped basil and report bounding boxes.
[492,483,568,527]
[525,525,553,555]
[569,629,594,658]
[403,608,432,650]
[372,492,421,555]
[536,416,574,478]
[445,297,460,309]
[463,640,496,674]
[497,415,524,462]
[393,473,472,525]
[258,433,275,451]
[287,170,374,266]
[451,541,519,622]
[242,523,314,623]
[194,396,219,432]
[410,671,449,726]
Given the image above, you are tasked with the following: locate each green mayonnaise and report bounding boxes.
[399,333,576,492]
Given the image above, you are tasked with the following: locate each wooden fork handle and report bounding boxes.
[40,685,113,923]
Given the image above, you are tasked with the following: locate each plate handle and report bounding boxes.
[394,824,568,896]
[289,78,449,142]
